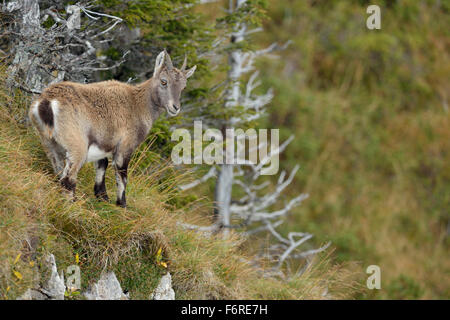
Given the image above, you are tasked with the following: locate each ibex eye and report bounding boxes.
[161,79,167,86]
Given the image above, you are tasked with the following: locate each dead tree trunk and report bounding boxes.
[2,0,126,94]
[179,0,330,273]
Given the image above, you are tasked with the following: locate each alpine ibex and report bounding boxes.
[29,50,196,207]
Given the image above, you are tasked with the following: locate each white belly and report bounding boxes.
[86,145,112,162]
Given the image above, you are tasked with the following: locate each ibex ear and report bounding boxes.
[185,65,197,79]
[154,50,166,75]
[164,50,173,70]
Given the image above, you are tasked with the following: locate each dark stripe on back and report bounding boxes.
[38,99,53,127]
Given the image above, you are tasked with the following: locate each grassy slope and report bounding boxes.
[256,1,450,299]
[0,73,359,300]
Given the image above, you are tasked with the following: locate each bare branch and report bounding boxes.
[4,1,127,92]
[179,166,217,191]
[176,0,328,273]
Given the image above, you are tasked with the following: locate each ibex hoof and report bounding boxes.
[116,200,127,208]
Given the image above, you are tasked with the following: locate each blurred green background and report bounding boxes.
[247,0,449,299]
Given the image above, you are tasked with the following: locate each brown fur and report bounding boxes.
[29,51,196,207]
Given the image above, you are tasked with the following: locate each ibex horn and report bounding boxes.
[181,54,187,71]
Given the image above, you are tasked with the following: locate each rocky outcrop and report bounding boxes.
[150,273,175,300]
[16,288,48,300]
[83,272,128,300]
[41,254,66,300]
[17,253,65,300]
[16,253,177,300]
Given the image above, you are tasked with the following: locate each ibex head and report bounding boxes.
[153,50,196,116]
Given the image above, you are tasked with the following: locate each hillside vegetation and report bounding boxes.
[0,68,359,299]
[2,0,448,300]
[254,0,449,299]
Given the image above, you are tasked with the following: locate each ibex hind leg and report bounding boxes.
[39,136,65,177]
[59,141,88,200]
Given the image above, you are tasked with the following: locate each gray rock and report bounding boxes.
[40,254,66,300]
[150,273,175,300]
[17,288,48,300]
[17,253,65,300]
[84,272,128,300]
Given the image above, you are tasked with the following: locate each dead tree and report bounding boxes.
[1,0,126,94]
[179,0,329,275]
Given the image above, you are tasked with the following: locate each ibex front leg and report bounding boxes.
[113,152,131,208]
[94,158,109,201]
